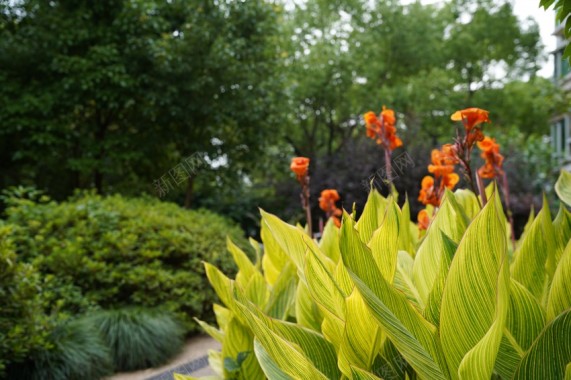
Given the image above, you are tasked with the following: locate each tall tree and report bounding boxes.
[0,0,281,199]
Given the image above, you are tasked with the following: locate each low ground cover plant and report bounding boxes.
[187,108,571,380]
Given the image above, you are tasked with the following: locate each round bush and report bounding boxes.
[6,319,113,380]
[83,308,185,371]
[4,192,247,333]
[0,224,51,377]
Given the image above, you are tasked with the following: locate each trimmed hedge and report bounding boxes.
[0,224,51,378]
[4,192,246,333]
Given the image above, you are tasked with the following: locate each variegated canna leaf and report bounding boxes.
[341,211,449,380]
[319,218,341,262]
[553,203,571,264]
[513,309,571,380]
[547,239,571,321]
[511,195,557,302]
[440,191,509,380]
[355,189,387,243]
[227,237,257,287]
[555,169,571,207]
[338,290,383,378]
[367,200,401,283]
[494,280,546,379]
[413,190,469,307]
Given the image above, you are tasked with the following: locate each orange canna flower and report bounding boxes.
[442,172,459,189]
[451,108,490,131]
[418,175,439,207]
[477,136,500,153]
[290,157,310,178]
[477,136,504,179]
[319,189,342,228]
[417,209,430,231]
[419,144,460,207]
[363,105,402,153]
[319,189,340,212]
[364,111,379,125]
[389,135,403,150]
[381,106,396,125]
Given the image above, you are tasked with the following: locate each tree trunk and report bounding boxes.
[93,118,107,194]
[184,176,194,208]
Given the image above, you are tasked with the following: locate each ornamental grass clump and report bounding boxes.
[185,106,571,380]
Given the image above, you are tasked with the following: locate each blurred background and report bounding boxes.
[0,0,566,235]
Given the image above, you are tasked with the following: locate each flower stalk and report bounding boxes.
[290,157,313,237]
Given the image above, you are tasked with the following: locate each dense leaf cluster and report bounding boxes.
[3,191,246,333]
[193,172,571,380]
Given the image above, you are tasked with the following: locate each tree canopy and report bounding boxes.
[0,0,564,231]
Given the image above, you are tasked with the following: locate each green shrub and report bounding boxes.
[84,308,185,371]
[0,224,51,378]
[4,192,246,333]
[6,318,113,380]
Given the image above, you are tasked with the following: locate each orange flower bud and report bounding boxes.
[451,108,490,131]
[319,189,340,212]
[290,157,310,177]
[418,209,430,231]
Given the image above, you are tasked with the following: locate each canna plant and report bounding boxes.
[178,169,571,380]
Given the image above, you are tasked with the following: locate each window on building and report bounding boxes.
[551,118,570,160]
[554,49,571,79]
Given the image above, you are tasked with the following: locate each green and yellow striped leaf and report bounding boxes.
[253,338,292,380]
[249,237,263,270]
[261,209,321,279]
[221,316,264,379]
[413,190,468,306]
[355,189,387,243]
[340,212,449,380]
[511,195,557,300]
[295,280,323,332]
[555,169,571,207]
[350,366,384,380]
[399,195,417,255]
[494,280,546,379]
[393,250,423,310]
[233,293,336,380]
[234,301,328,380]
[440,192,509,380]
[338,290,383,378]
[367,200,401,283]
[547,239,571,321]
[453,188,480,221]
[513,309,571,379]
[319,218,341,262]
[194,318,224,342]
[227,237,257,287]
[204,262,236,313]
[423,233,457,327]
[244,271,269,308]
[264,262,297,320]
[213,304,230,331]
[554,203,571,263]
[261,216,290,285]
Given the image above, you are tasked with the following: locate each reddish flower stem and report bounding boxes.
[476,172,487,207]
[500,171,516,251]
[378,117,393,184]
[384,148,392,184]
[300,176,313,238]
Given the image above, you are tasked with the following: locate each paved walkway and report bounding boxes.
[107,335,220,380]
